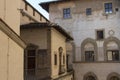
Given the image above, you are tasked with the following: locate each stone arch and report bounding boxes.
[103,37,120,61]
[83,72,98,80]
[107,72,120,80]
[81,38,98,61]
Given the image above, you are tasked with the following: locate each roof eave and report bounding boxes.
[39,0,72,13]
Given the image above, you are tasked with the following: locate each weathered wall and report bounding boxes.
[51,28,67,77]
[49,0,120,61]
[0,30,24,80]
[49,0,120,80]
[0,0,25,80]
[0,0,21,34]
[74,63,120,80]
[21,28,47,49]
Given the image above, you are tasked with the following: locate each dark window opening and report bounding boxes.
[110,76,119,80]
[63,8,71,19]
[33,10,35,16]
[86,8,92,15]
[40,16,42,21]
[38,50,47,66]
[85,51,94,61]
[107,50,119,61]
[115,8,119,12]
[25,3,28,11]
[63,55,65,64]
[96,30,104,40]
[27,50,36,69]
[105,3,113,14]
[86,76,96,80]
[54,54,57,65]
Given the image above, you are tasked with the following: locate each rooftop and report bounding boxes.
[21,23,73,41]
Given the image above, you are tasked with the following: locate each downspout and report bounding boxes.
[7,38,10,80]
[4,0,6,20]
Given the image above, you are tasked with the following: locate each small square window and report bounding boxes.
[115,8,119,12]
[104,3,113,14]
[86,8,92,15]
[63,8,71,19]
[96,30,104,40]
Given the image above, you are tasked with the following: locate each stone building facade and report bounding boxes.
[40,0,120,80]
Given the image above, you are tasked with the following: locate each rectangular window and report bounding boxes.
[63,8,71,19]
[104,3,113,14]
[86,8,92,15]
[33,10,35,16]
[25,3,28,11]
[96,30,104,40]
[85,51,94,61]
[40,15,42,21]
[107,50,119,61]
[27,50,36,69]
[38,50,47,66]
[63,55,65,64]
[54,54,57,65]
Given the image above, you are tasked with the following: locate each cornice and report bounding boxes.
[0,19,27,49]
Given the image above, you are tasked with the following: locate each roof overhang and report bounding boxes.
[39,0,72,12]
[21,23,73,41]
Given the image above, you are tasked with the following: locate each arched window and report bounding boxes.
[86,76,96,80]
[106,41,119,61]
[84,43,95,61]
[83,72,97,80]
[110,76,119,80]
[104,37,120,61]
[81,38,97,61]
[107,72,120,80]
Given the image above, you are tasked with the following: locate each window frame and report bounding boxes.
[33,9,35,16]
[85,51,95,62]
[96,29,105,40]
[27,50,36,70]
[104,2,113,14]
[86,8,92,15]
[25,3,28,11]
[107,50,119,61]
[63,8,71,19]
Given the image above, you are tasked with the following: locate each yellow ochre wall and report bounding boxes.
[0,0,21,35]
[0,30,24,80]
[51,28,67,77]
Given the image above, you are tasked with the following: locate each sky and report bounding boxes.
[26,0,55,19]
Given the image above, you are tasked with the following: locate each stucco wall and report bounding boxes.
[49,0,120,61]
[21,28,47,49]
[0,0,21,34]
[0,30,24,80]
[51,28,67,77]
